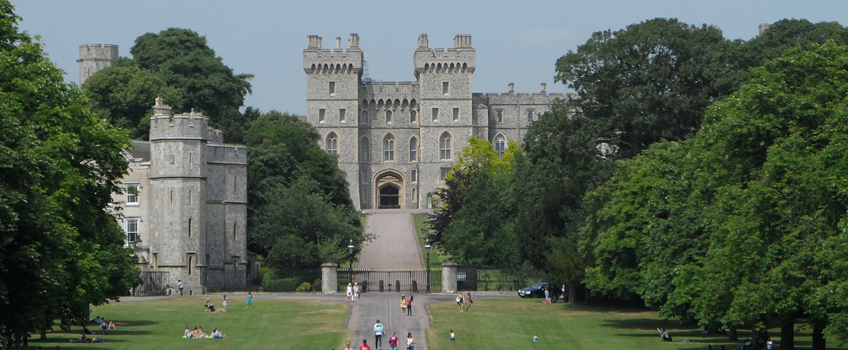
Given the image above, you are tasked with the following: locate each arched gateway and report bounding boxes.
[375,170,403,209]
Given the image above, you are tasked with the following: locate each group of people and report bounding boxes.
[204,293,252,312]
[455,291,473,312]
[359,321,415,350]
[90,316,116,331]
[399,294,414,315]
[346,282,361,303]
[183,326,226,339]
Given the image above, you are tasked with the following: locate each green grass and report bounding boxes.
[413,213,447,269]
[426,299,846,350]
[30,296,350,350]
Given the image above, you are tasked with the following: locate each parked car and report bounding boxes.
[518,283,552,298]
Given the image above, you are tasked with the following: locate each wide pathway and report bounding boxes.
[357,210,426,270]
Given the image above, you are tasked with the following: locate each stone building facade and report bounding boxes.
[304,33,572,210]
[77,44,118,85]
[114,98,250,294]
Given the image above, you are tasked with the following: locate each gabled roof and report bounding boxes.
[127,141,151,161]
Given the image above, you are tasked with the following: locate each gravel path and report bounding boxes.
[357,210,426,270]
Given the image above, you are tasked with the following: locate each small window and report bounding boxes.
[527,109,535,122]
[329,81,336,95]
[126,184,139,204]
[409,137,418,162]
[319,109,326,123]
[453,108,459,122]
[411,169,418,183]
[496,110,503,123]
[326,133,338,155]
[386,110,393,123]
[233,222,237,242]
[361,111,369,123]
[443,82,449,95]
[339,109,346,123]
[440,133,452,160]
[360,138,369,162]
[432,108,439,122]
[384,135,395,162]
[440,167,450,181]
[126,218,139,243]
[188,255,193,275]
[188,218,192,237]
[410,110,417,123]
[494,135,507,157]
[413,188,418,203]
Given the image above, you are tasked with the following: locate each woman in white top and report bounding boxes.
[406,332,414,350]
[346,283,353,303]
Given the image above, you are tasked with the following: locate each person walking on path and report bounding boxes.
[388,332,399,350]
[456,292,464,312]
[359,339,372,350]
[347,283,354,303]
[373,320,384,349]
[399,295,407,316]
[246,292,252,309]
[405,332,415,350]
[354,282,360,301]
[178,280,184,296]
[464,292,473,312]
[344,342,352,350]
[406,295,413,316]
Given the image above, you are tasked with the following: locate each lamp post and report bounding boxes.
[425,239,431,293]
[348,240,355,285]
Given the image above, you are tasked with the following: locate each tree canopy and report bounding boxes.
[0,1,138,344]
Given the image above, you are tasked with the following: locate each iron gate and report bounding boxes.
[338,269,431,293]
[457,265,478,291]
[132,271,169,296]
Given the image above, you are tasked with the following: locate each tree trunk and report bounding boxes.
[780,321,795,350]
[728,324,738,342]
[40,329,47,340]
[812,324,826,350]
[568,283,577,304]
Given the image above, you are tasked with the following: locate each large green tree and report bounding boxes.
[0,1,138,344]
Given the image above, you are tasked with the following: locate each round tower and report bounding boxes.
[77,44,118,85]
[148,97,210,295]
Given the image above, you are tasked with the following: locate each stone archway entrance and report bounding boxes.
[375,171,403,209]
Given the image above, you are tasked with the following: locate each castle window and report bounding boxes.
[410,110,417,123]
[170,190,174,207]
[453,108,459,122]
[443,82,449,95]
[497,109,503,123]
[411,169,418,183]
[409,137,418,162]
[326,132,338,155]
[329,81,335,96]
[527,109,535,122]
[319,109,326,123]
[386,110,392,124]
[494,134,507,157]
[233,222,237,242]
[440,167,450,181]
[126,218,139,243]
[188,218,192,237]
[413,188,418,203]
[360,138,370,162]
[339,109,346,123]
[188,255,193,276]
[440,133,452,161]
[126,184,139,205]
[432,108,439,122]
[361,111,369,123]
[383,134,395,162]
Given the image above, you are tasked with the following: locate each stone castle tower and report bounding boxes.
[77,44,118,85]
[304,33,566,211]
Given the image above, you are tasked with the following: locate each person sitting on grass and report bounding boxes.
[204,298,215,312]
[657,328,672,342]
[211,327,226,338]
[100,320,108,330]
[108,321,116,330]
[184,327,192,338]
[191,327,201,339]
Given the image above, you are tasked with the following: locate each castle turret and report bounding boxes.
[77,44,118,85]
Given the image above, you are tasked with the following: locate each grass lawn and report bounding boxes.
[426,298,846,350]
[413,213,447,270]
[29,296,349,350]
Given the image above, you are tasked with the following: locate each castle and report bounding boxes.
[304,33,572,210]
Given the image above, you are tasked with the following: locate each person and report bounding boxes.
[222,294,229,311]
[373,320,384,349]
[211,327,225,338]
[450,330,455,342]
[766,338,775,350]
[354,282,360,301]
[533,334,539,343]
[246,292,252,308]
[108,321,116,330]
[191,327,200,338]
[204,298,215,312]
[92,316,103,325]
[561,284,567,302]
[406,295,413,316]
[400,295,407,315]
[388,332,399,350]
[658,328,672,342]
[344,342,353,350]
[544,287,551,304]
[347,283,353,303]
[406,332,414,350]
[456,292,464,312]
[99,320,108,330]
[464,292,473,312]
[359,339,372,350]
[184,327,192,338]
[178,280,184,296]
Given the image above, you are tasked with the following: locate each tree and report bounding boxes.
[0,1,138,344]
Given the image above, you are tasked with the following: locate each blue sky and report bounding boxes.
[12,0,847,115]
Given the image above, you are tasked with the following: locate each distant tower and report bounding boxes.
[758,23,771,36]
[77,44,118,85]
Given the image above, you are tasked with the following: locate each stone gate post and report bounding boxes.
[321,262,339,294]
[441,262,458,294]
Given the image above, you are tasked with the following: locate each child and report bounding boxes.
[533,334,539,343]
[450,330,455,342]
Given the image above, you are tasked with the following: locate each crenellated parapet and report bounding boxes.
[207,145,247,165]
[413,34,476,77]
[304,33,364,74]
[77,44,119,85]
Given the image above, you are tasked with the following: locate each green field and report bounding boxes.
[29,296,349,350]
[426,298,845,350]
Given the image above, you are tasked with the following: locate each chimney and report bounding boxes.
[418,33,429,49]
[336,37,342,49]
[349,33,360,49]
[541,83,547,93]
[508,83,514,94]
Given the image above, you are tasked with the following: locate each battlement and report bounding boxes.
[361,81,419,95]
[208,144,247,164]
[79,44,119,60]
[304,34,364,73]
[413,34,475,74]
[148,97,210,141]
